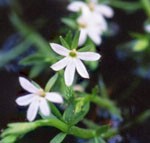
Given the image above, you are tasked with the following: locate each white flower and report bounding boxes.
[144,24,150,33]
[67,0,114,18]
[77,13,107,46]
[16,77,63,121]
[67,0,114,46]
[50,43,101,86]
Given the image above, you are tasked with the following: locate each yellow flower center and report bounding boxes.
[69,49,77,58]
[78,21,87,29]
[38,89,46,97]
[88,2,95,11]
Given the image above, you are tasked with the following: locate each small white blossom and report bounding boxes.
[67,0,114,46]
[16,77,63,121]
[50,43,101,86]
[67,0,114,18]
[144,24,150,33]
[77,13,107,46]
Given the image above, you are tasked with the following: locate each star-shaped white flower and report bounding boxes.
[67,0,114,18]
[16,77,63,122]
[77,13,107,46]
[50,43,101,86]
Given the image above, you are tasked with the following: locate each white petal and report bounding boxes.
[88,32,102,45]
[67,1,86,12]
[78,52,101,61]
[51,57,69,71]
[75,59,89,78]
[27,99,39,121]
[39,98,50,116]
[96,5,114,18]
[16,94,35,106]
[19,77,39,93]
[90,0,98,3]
[78,29,87,46]
[50,43,69,56]
[64,60,76,86]
[46,92,63,103]
[91,14,107,30]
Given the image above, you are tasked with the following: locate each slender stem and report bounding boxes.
[28,118,118,139]
[35,119,96,139]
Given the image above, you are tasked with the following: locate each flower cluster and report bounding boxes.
[16,32,101,121]
[67,0,114,46]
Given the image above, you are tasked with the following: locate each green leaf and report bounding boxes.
[88,137,106,143]
[1,123,37,138]
[49,103,62,119]
[87,95,122,119]
[19,54,45,66]
[141,0,150,17]
[45,73,58,92]
[0,39,31,68]
[71,31,80,49]
[31,81,41,89]
[133,39,148,52]
[99,78,109,98]
[59,36,70,49]
[110,1,141,12]
[99,138,106,143]
[29,64,47,78]
[50,132,67,143]
[61,18,77,29]
[0,135,17,143]
[94,137,99,143]
[64,31,73,47]
[63,98,90,125]
[0,122,38,143]
[83,119,100,129]
[96,125,110,135]
[78,45,91,52]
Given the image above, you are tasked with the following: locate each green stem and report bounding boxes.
[25,118,117,139]
[35,119,96,139]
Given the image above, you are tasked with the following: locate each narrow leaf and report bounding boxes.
[71,31,80,49]
[49,103,62,119]
[65,31,73,47]
[45,73,58,92]
[59,36,70,49]
[50,132,67,143]
[78,45,91,52]
[29,64,46,78]
[61,18,77,29]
